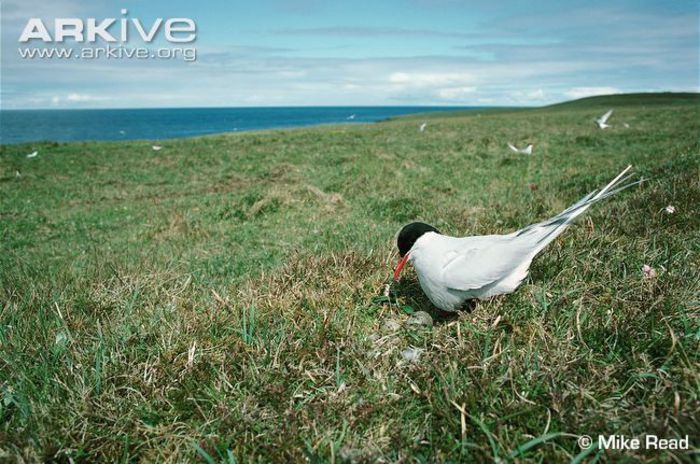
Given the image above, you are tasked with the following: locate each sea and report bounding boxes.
[0,106,481,145]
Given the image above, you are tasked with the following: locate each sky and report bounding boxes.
[1,0,698,109]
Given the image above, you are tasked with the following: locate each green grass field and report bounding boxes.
[1,93,699,462]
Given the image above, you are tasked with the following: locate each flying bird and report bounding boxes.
[419,122,427,132]
[152,145,162,151]
[595,109,613,129]
[393,166,638,311]
[26,151,38,158]
[507,143,533,155]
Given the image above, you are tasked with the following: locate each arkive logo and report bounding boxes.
[19,9,196,44]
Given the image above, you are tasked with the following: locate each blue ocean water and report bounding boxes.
[0,106,482,145]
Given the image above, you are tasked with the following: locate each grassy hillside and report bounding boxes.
[543,92,700,109]
[1,94,699,462]
[397,92,700,121]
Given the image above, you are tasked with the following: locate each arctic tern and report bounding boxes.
[595,109,613,129]
[393,165,638,311]
[507,143,533,155]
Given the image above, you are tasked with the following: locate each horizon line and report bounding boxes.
[1,104,523,112]
[3,91,697,112]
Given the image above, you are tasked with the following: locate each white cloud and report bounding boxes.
[436,86,477,100]
[565,86,621,99]
[387,71,478,102]
[389,71,474,86]
[50,93,111,105]
[67,93,100,102]
[505,88,548,103]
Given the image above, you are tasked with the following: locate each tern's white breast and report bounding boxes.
[409,233,468,311]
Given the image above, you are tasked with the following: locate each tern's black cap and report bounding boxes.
[397,222,440,257]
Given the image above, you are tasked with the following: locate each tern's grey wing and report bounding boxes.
[440,237,531,292]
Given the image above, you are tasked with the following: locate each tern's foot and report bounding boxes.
[432,308,459,322]
[460,300,477,313]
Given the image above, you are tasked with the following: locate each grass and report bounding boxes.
[1,93,699,462]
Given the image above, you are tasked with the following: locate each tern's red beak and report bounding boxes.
[393,253,411,281]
